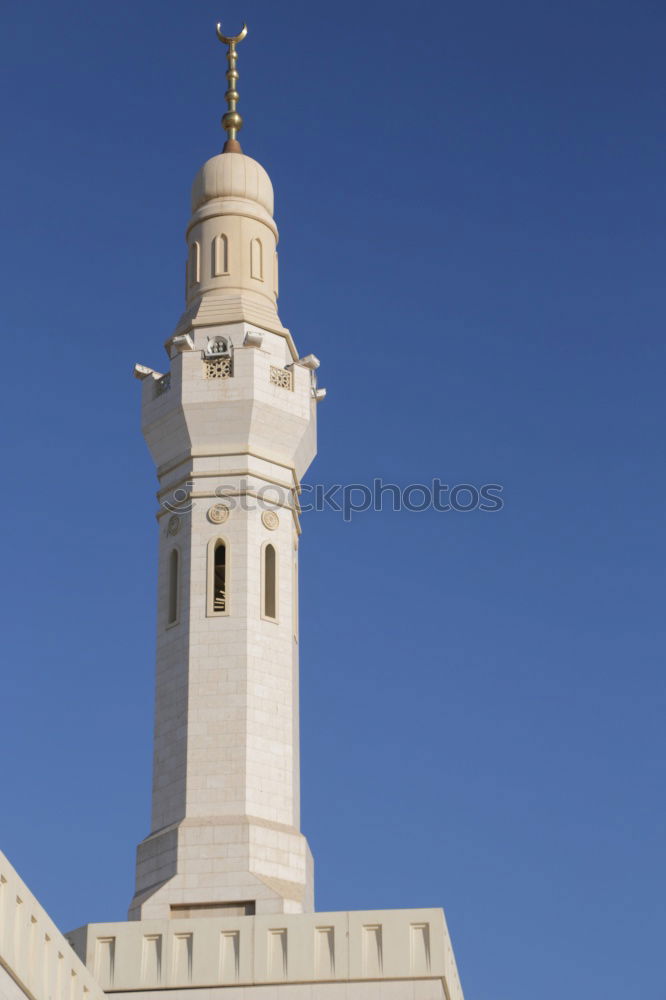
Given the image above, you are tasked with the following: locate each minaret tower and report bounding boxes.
[130,24,322,920]
[40,26,464,997]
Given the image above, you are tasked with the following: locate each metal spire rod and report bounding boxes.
[216,21,248,153]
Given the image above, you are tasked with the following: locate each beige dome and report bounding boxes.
[191,152,274,216]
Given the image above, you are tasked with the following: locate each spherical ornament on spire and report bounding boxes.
[222,111,243,134]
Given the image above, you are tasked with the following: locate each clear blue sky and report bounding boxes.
[1,2,664,998]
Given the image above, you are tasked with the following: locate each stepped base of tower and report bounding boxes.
[69,908,464,1000]
[129,817,314,920]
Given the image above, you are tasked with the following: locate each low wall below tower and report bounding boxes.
[68,907,464,1000]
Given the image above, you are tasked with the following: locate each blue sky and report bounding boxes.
[1,2,664,998]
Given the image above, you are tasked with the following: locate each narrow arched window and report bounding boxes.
[250,238,263,281]
[212,233,229,276]
[168,548,179,625]
[213,541,226,613]
[263,543,277,621]
[188,241,200,286]
[207,538,229,617]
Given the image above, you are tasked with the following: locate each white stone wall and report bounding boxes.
[0,852,104,1000]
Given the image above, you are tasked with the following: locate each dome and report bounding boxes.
[191,152,274,216]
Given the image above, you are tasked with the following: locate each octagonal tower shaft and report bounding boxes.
[130,150,319,921]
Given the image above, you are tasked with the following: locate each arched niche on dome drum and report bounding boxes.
[250,237,263,281]
[212,233,229,276]
[188,241,201,287]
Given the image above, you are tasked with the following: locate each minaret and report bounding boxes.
[130,24,322,920]
[57,27,464,998]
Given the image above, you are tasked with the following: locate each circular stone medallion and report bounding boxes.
[261,510,280,531]
[207,503,230,525]
[166,515,180,536]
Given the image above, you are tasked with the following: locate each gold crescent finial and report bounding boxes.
[216,22,248,46]
[216,22,248,153]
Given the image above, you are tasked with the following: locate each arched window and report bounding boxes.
[167,548,179,625]
[188,241,200,286]
[206,538,229,616]
[262,543,277,621]
[212,233,229,276]
[206,538,229,617]
[213,541,227,613]
[250,238,263,281]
